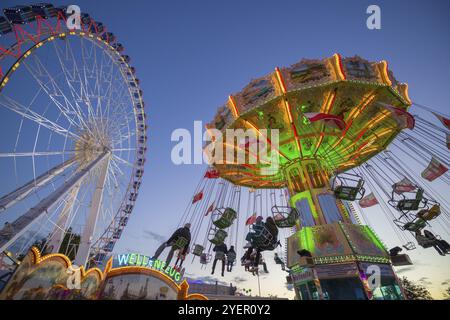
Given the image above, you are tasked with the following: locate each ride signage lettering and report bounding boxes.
[114,253,183,282]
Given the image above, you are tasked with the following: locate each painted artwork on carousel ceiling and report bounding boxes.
[234,75,276,114]
[341,56,377,82]
[281,59,332,91]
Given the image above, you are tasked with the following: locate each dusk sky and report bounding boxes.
[2,0,449,298]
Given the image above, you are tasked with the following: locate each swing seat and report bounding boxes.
[395,188,425,212]
[334,185,363,201]
[331,172,365,201]
[403,219,426,232]
[200,253,211,264]
[209,229,228,245]
[192,244,204,256]
[397,199,421,212]
[251,227,277,251]
[417,238,435,249]
[212,207,237,229]
[171,237,188,250]
[402,242,416,251]
[272,206,299,228]
[417,204,441,221]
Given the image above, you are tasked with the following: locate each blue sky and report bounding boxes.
[2,0,450,298]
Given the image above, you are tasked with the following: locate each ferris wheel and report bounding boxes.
[0,3,147,268]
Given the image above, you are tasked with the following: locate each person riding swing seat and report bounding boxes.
[272,206,299,228]
[250,217,280,252]
[212,207,237,229]
[152,223,191,266]
[402,204,441,232]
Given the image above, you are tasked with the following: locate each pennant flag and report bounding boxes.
[392,178,416,194]
[192,191,204,204]
[421,157,448,182]
[432,112,450,130]
[205,203,215,216]
[245,213,257,226]
[359,192,379,208]
[204,168,220,179]
[303,112,346,130]
[381,104,415,129]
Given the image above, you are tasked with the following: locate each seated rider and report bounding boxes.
[226,246,236,272]
[245,216,264,242]
[174,246,189,271]
[211,242,228,277]
[274,253,286,271]
[417,205,441,221]
[152,223,191,266]
[423,230,450,256]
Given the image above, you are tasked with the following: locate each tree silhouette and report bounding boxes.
[399,276,433,300]
[443,286,450,300]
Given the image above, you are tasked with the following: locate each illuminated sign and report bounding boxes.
[113,253,183,282]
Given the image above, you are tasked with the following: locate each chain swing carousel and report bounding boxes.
[170,54,450,300]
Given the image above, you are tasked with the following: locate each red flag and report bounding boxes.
[421,157,448,182]
[381,104,415,129]
[304,112,346,130]
[447,133,450,150]
[432,112,450,130]
[204,169,220,179]
[245,213,257,226]
[393,178,416,194]
[192,191,203,204]
[205,203,215,216]
[359,193,379,208]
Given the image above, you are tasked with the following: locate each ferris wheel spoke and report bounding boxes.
[0,150,76,158]
[51,40,93,130]
[21,56,88,132]
[64,35,97,123]
[0,95,80,141]
[111,154,133,168]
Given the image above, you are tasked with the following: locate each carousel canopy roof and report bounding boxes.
[204,54,412,189]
